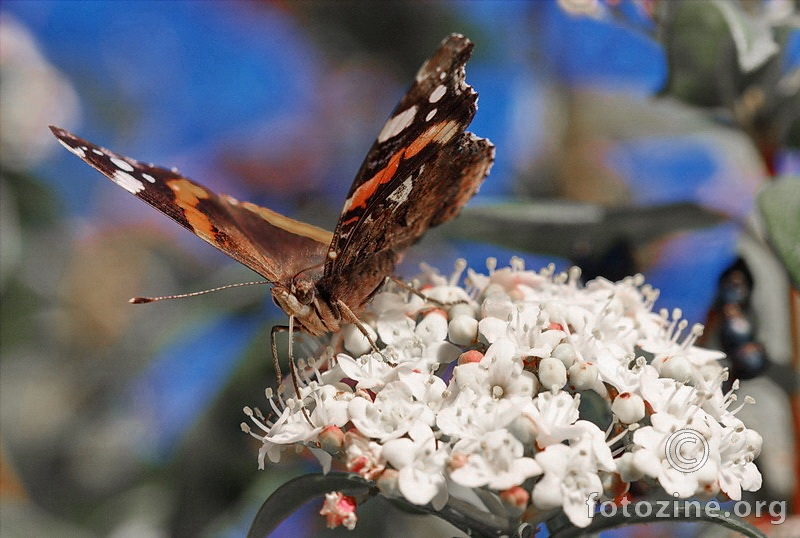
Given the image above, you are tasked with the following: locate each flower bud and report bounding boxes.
[551,342,577,368]
[343,323,377,356]
[611,392,645,424]
[416,309,448,343]
[538,357,567,390]
[448,314,478,346]
[319,425,345,453]
[656,355,692,382]
[499,485,529,513]
[457,349,484,365]
[320,492,357,530]
[568,361,598,390]
[448,302,476,319]
[375,468,400,497]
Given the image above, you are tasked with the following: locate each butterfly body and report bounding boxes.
[51,34,494,337]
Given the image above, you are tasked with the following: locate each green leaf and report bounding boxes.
[758,177,800,286]
[246,472,524,538]
[247,473,373,538]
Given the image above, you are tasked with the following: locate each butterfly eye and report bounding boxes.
[294,280,315,305]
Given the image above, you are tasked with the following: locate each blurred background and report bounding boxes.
[0,1,797,536]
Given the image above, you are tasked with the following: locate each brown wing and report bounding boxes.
[320,34,494,307]
[50,126,331,282]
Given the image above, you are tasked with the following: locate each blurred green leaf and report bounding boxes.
[663,0,778,106]
[758,177,800,286]
[713,0,778,73]
[450,201,725,261]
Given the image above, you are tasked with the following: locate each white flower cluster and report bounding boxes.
[242,259,762,529]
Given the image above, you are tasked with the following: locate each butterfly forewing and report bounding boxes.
[50,126,331,283]
[321,34,494,307]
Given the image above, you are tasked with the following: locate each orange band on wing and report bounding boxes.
[403,119,459,159]
[345,149,403,212]
[343,119,461,214]
[168,179,216,237]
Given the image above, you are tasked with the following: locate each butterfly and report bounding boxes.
[51,33,494,345]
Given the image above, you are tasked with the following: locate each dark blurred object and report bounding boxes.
[712,259,769,380]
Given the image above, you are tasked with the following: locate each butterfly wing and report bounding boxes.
[50,126,331,282]
[320,34,494,307]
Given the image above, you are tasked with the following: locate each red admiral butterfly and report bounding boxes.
[51,34,494,342]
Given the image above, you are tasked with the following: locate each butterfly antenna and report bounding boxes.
[293,261,325,281]
[130,281,270,304]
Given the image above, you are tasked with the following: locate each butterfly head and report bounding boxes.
[271,278,335,336]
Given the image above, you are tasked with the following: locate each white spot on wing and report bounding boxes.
[429,84,446,103]
[425,109,437,121]
[57,138,85,158]
[142,173,156,183]
[112,170,145,194]
[92,149,103,156]
[377,105,417,143]
[110,157,134,172]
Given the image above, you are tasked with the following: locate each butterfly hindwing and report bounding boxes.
[50,126,331,283]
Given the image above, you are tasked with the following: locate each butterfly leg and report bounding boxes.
[270,325,289,388]
[334,299,382,355]
[388,275,468,307]
[270,322,314,424]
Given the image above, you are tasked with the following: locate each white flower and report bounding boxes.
[437,393,521,440]
[712,419,763,500]
[595,351,659,396]
[243,259,764,533]
[450,338,538,404]
[337,353,395,390]
[521,389,581,447]
[631,412,711,497]
[382,422,449,509]
[532,439,604,528]
[639,309,726,382]
[449,428,541,490]
[376,310,415,345]
[348,380,435,441]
